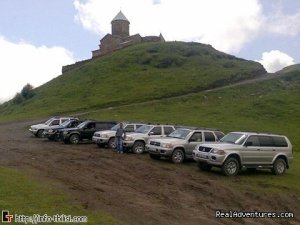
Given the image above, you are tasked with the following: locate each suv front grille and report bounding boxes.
[198,146,212,152]
[150,141,161,146]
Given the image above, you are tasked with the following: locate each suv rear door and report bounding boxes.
[258,135,278,164]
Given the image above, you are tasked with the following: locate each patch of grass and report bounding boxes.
[0,167,126,225]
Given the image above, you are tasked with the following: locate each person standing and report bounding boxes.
[115,123,126,154]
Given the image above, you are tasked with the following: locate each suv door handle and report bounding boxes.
[257,149,261,151]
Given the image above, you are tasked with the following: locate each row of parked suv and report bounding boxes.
[29,117,293,176]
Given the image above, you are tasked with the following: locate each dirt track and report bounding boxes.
[0,121,299,225]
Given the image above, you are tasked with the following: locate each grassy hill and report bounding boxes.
[0,42,265,121]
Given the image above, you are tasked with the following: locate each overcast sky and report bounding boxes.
[0,0,299,103]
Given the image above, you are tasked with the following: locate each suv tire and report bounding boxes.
[37,130,44,138]
[150,154,161,160]
[198,162,212,171]
[171,149,184,164]
[222,157,239,176]
[272,158,287,175]
[132,141,145,154]
[108,137,116,149]
[69,134,80,144]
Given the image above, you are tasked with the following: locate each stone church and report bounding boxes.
[91,11,165,58]
[62,11,165,73]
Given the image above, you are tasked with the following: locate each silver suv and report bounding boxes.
[123,124,175,154]
[193,132,293,176]
[92,122,145,148]
[146,128,224,163]
[29,117,76,138]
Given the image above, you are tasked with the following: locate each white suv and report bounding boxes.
[123,124,176,154]
[193,132,293,176]
[92,123,145,148]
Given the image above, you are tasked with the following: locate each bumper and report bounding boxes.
[192,151,225,166]
[123,140,134,148]
[146,145,173,157]
[29,128,38,134]
[92,137,109,144]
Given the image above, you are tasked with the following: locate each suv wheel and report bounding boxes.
[171,149,184,164]
[69,134,80,144]
[108,137,116,149]
[150,154,161,160]
[272,158,287,175]
[132,141,145,154]
[222,157,239,176]
[198,162,212,171]
[37,130,44,138]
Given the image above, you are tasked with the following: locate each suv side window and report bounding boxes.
[150,126,162,135]
[51,120,60,126]
[204,132,216,142]
[258,136,274,147]
[272,136,288,147]
[245,135,260,146]
[164,126,175,135]
[61,119,68,123]
[189,132,202,142]
[125,125,135,132]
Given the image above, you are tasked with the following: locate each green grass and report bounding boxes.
[0,42,265,122]
[0,167,126,225]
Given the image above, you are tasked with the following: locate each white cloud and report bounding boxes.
[73,0,264,54]
[257,50,295,73]
[263,1,300,37]
[0,36,75,103]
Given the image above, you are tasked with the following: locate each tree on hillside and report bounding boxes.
[21,83,35,99]
[12,83,35,104]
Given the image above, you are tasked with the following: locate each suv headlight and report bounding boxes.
[125,136,134,141]
[211,149,225,155]
[102,134,109,138]
[48,129,53,133]
[161,143,173,148]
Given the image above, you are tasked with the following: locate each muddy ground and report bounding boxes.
[0,121,299,225]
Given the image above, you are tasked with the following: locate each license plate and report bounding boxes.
[198,153,208,159]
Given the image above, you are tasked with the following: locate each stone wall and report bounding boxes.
[62,59,92,74]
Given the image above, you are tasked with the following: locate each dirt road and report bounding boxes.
[0,121,299,225]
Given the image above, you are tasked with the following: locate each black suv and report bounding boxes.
[61,120,117,144]
[43,119,81,141]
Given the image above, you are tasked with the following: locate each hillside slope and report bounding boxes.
[84,69,300,151]
[0,42,265,121]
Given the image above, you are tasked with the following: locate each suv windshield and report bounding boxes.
[168,129,191,139]
[110,123,128,131]
[221,133,247,144]
[61,120,72,127]
[77,121,89,129]
[44,118,55,125]
[111,124,120,131]
[135,125,152,134]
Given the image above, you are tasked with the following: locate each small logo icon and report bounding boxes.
[2,210,13,223]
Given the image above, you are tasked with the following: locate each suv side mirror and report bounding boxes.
[244,141,253,147]
[148,132,154,136]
